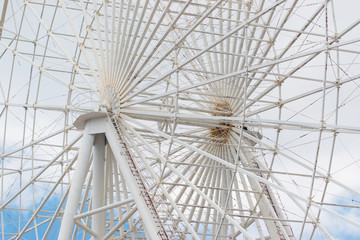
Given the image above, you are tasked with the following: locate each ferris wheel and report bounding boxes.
[1,0,360,239]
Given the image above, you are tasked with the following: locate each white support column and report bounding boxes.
[105,120,162,240]
[239,148,292,240]
[58,126,95,240]
[92,134,106,239]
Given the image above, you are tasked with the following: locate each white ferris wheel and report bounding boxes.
[1,0,360,239]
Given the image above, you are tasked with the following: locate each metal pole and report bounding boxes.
[105,120,162,240]
[92,134,106,239]
[58,126,94,240]
[0,0,8,40]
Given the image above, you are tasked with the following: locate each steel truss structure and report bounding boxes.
[1,0,360,239]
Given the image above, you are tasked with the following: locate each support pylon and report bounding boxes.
[58,113,165,240]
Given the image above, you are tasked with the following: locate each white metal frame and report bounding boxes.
[1,0,360,239]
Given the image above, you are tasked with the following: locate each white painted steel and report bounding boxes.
[73,198,134,220]
[105,118,163,240]
[58,126,94,239]
[92,134,106,239]
[1,0,360,239]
